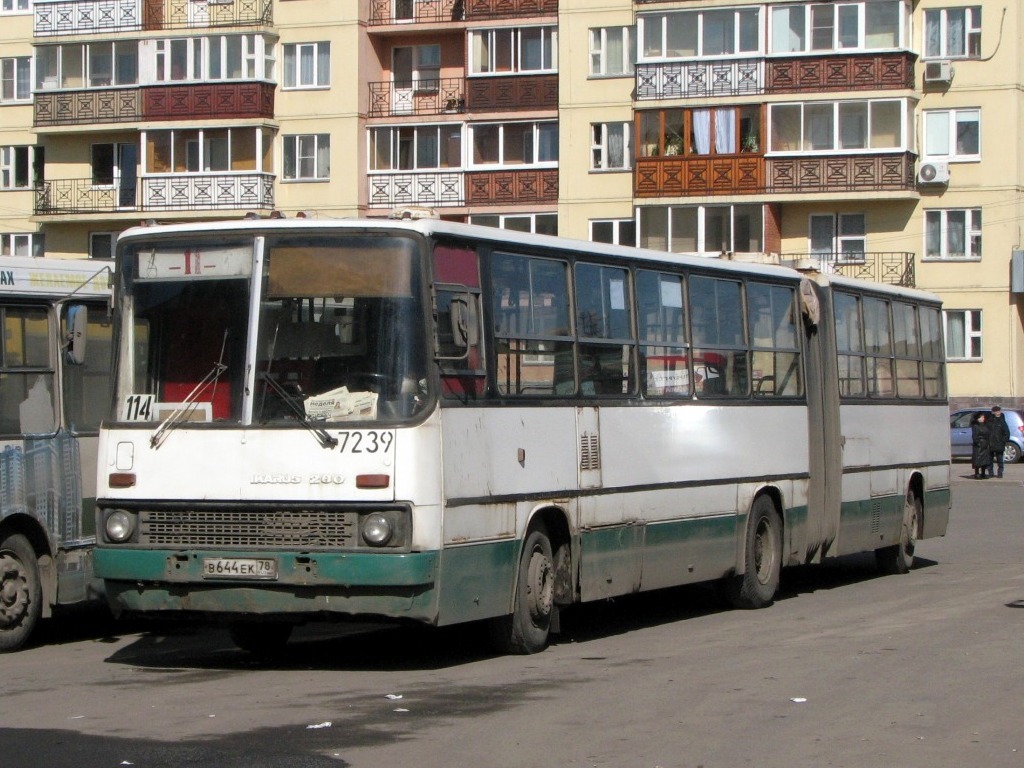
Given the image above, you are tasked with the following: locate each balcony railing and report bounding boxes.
[368,0,465,25]
[34,82,274,127]
[33,0,272,36]
[783,252,916,287]
[464,0,556,20]
[35,173,274,215]
[636,51,914,101]
[367,168,558,208]
[368,79,465,118]
[369,172,465,208]
[635,152,915,197]
[466,74,557,112]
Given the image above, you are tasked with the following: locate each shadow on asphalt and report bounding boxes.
[97,552,932,672]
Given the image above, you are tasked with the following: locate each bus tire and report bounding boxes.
[876,490,919,575]
[489,525,554,655]
[0,533,43,653]
[228,621,293,657]
[725,497,782,610]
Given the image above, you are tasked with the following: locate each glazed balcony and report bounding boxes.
[34,82,275,127]
[367,168,557,208]
[368,79,465,118]
[635,152,915,197]
[33,0,272,37]
[368,0,465,25]
[783,252,916,287]
[34,173,274,215]
[636,51,914,101]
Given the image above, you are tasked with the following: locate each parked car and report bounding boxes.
[950,408,1024,463]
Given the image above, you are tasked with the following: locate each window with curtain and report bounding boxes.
[283,134,330,180]
[923,108,980,159]
[770,1,902,53]
[589,26,635,76]
[283,42,330,89]
[1,57,31,101]
[591,123,632,171]
[924,208,982,259]
[944,309,981,359]
[924,7,982,58]
[769,100,904,153]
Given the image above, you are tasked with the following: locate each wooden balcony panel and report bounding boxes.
[368,0,465,25]
[143,82,274,121]
[465,169,557,205]
[466,74,557,112]
[767,153,914,192]
[634,156,764,197]
[34,89,141,127]
[766,52,914,94]
[465,0,556,20]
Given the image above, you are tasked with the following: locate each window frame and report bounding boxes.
[923,6,982,59]
[924,208,982,260]
[638,7,762,62]
[769,1,905,54]
[638,204,764,256]
[943,308,981,360]
[590,219,637,247]
[589,25,636,77]
[591,122,633,172]
[282,133,331,181]
[922,108,981,162]
[368,124,463,172]
[469,26,558,75]
[282,41,331,89]
[1,56,32,102]
[468,121,559,169]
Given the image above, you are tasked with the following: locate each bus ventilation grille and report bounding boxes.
[579,432,601,471]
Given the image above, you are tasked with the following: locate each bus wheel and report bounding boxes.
[725,497,782,609]
[0,534,43,653]
[877,491,919,575]
[489,525,554,655]
[228,621,293,657]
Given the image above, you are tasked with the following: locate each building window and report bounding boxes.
[283,134,330,180]
[944,309,981,360]
[770,1,904,53]
[145,128,266,174]
[36,42,140,89]
[638,106,761,157]
[591,123,632,171]
[1,0,31,13]
[469,27,558,75]
[470,122,558,167]
[369,125,461,171]
[90,232,116,260]
[639,204,763,255]
[640,8,760,60]
[283,42,330,88]
[923,108,980,161]
[925,209,981,260]
[470,213,557,236]
[1,233,43,257]
[392,45,440,93]
[924,7,982,59]
[810,213,866,260]
[1,146,40,190]
[769,99,905,153]
[591,219,636,246]
[590,26,635,76]
[1,57,31,102]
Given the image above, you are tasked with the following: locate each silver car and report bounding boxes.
[950,408,1024,463]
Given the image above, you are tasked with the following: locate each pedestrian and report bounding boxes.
[987,405,1011,478]
[971,411,991,479]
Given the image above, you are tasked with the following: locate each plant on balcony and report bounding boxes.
[443,96,465,113]
[664,129,684,156]
[741,134,759,153]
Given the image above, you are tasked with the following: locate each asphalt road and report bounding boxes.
[2,462,1022,768]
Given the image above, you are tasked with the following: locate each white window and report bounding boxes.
[590,26,635,76]
[769,99,905,153]
[1,0,30,13]
[640,8,760,60]
[925,208,981,259]
[922,108,980,161]
[283,134,330,180]
[638,204,763,255]
[369,125,462,171]
[924,7,981,59]
[591,123,632,171]
[392,45,440,92]
[1,57,31,102]
[36,42,140,90]
[145,128,265,173]
[283,42,330,89]
[470,213,557,235]
[470,27,558,74]
[944,309,981,360]
[470,122,558,167]
[769,1,903,53]
[809,213,866,260]
[1,145,38,189]
[591,219,637,246]
[1,233,41,257]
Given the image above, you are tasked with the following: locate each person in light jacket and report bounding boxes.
[971,411,991,479]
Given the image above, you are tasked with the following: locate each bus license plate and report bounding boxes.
[202,558,278,580]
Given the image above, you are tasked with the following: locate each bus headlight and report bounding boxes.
[361,512,393,546]
[105,510,135,543]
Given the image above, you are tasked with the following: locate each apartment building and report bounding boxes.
[0,0,1021,406]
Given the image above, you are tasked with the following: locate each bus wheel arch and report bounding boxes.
[724,492,783,610]
[0,525,47,652]
[877,476,922,575]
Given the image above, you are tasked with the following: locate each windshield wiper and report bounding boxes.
[260,373,338,450]
[150,361,227,449]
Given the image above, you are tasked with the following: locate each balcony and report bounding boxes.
[467,74,557,112]
[636,51,914,101]
[464,0,556,20]
[368,0,465,25]
[368,79,465,118]
[367,168,557,208]
[35,173,275,215]
[33,0,272,36]
[635,152,915,197]
[35,83,274,127]
[783,252,916,287]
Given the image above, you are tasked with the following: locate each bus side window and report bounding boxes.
[0,305,57,435]
[61,302,114,432]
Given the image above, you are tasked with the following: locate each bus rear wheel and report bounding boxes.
[228,621,293,657]
[0,533,43,653]
[724,497,782,610]
[489,525,554,655]
[877,491,919,575]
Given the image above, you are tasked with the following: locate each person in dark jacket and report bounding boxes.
[988,405,1011,478]
[971,411,991,479]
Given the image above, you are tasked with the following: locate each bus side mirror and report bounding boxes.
[67,305,88,365]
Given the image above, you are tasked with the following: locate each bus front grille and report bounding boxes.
[139,509,358,548]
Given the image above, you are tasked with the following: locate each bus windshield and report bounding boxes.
[117,233,429,427]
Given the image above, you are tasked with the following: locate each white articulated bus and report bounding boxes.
[93,217,950,654]
[1,256,114,651]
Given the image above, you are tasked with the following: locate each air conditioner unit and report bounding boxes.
[924,60,954,84]
[918,161,950,185]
